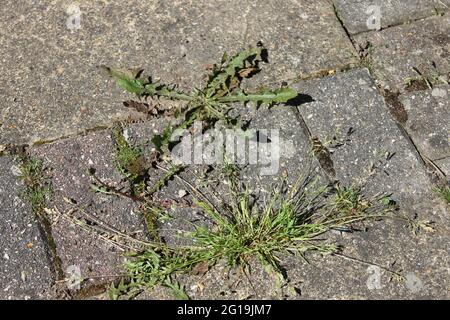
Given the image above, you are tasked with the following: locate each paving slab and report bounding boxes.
[295,68,433,206]
[400,86,450,176]
[284,206,450,299]
[333,0,449,34]
[288,68,450,299]
[0,156,54,299]
[102,259,283,300]
[30,129,150,293]
[0,0,357,146]
[179,258,284,300]
[354,15,450,92]
[240,103,323,190]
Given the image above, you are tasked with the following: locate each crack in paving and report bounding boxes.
[332,2,360,53]
[292,106,337,183]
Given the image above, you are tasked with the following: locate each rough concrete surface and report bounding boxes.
[295,69,433,206]
[0,0,357,146]
[31,130,146,293]
[400,86,450,176]
[0,156,53,299]
[354,15,450,92]
[1,0,449,300]
[287,68,450,299]
[334,0,449,34]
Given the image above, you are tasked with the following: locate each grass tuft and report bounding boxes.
[112,127,147,195]
[18,156,52,213]
[435,185,450,204]
[118,171,395,297]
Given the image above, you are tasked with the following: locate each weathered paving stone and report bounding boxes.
[122,121,212,247]
[241,103,321,189]
[333,0,449,34]
[0,0,357,146]
[284,214,450,299]
[132,259,283,300]
[180,259,283,300]
[400,86,450,177]
[0,156,53,299]
[354,15,450,92]
[295,68,433,206]
[30,129,151,293]
[287,68,450,299]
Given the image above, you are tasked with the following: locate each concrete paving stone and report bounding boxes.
[354,15,450,92]
[240,104,323,191]
[180,258,283,300]
[0,0,357,146]
[399,86,450,176]
[0,156,54,299]
[284,209,450,299]
[287,68,450,298]
[130,258,283,300]
[30,129,150,293]
[294,68,434,207]
[333,0,450,35]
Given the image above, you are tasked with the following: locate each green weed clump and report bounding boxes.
[101,45,402,299]
[112,127,147,195]
[116,171,395,298]
[18,157,52,213]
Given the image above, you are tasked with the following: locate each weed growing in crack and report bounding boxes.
[111,168,398,299]
[102,43,298,155]
[358,41,375,74]
[112,127,147,196]
[18,156,52,213]
[16,154,68,292]
[435,185,450,204]
[87,45,432,299]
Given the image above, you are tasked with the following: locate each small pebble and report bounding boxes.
[178,189,187,198]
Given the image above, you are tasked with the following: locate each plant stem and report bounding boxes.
[152,89,194,101]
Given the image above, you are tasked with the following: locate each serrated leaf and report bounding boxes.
[90,184,116,195]
[206,47,263,98]
[163,278,190,300]
[152,125,174,153]
[102,66,193,102]
[238,67,258,78]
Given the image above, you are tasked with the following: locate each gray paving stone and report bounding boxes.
[0,156,53,299]
[0,0,357,146]
[284,206,450,299]
[287,68,450,299]
[295,68,433,206]
[354,15,450,92]
[400,86,450,176]
[30,130,149,293]
[120,258,283,300]
[334,0,449,34]
[241,104,322,190]
[180,258,283,300]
